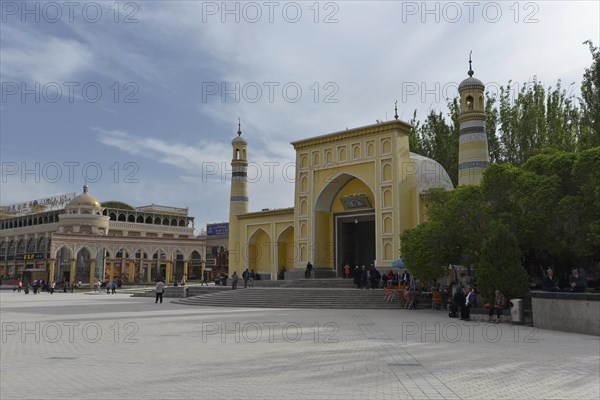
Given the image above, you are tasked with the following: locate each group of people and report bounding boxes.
[448,286,507,323]
[449,286,478,321]
[214,272,229,286]
[13,279,73,294]
[105,281,118,294]
[241,269,258,288]
[351,266,411,290]
[542,268,586,292]
[230,269,261,290]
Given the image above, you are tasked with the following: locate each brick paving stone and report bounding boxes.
[0,291,598,400]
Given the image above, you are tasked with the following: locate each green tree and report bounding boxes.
[579,40,600,148]
[485,93,502,163]
[476,222,530,302]
[408,99,460,186]
[400,222,449,283]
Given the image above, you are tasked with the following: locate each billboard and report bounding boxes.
[2,193,77,216]
[207,223,229,237]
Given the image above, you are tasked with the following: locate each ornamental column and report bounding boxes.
[48,258,56,283]
[89,259,96,288]
[69,258,76,284]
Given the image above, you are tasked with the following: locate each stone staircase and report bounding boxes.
[130,280,436,310]
[253,279,356,288]
[172,287,417,309]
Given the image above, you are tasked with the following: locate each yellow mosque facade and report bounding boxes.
[228,65,488,279]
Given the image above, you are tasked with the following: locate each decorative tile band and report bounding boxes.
[459,132,489,144]
[458,161,490,170]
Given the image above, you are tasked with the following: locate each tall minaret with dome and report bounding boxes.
[228,119,249,267]
[457,53,490,186]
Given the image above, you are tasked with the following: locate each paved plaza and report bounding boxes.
[1,290,599,400]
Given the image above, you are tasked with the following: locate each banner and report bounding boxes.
[2,193,77,215]
[207,223,229,237]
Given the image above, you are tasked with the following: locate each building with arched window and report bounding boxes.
[0,184,205,286]
[228,65,488,279]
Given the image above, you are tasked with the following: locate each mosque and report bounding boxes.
[227,62,489,279]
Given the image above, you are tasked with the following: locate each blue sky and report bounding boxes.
[1,1,598,233]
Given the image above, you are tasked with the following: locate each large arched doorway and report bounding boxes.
[75,248,91,283]
[247,228,271,275]
[95,248,108,283]
[174,250,184,282]
[277,226,295,277]
[152,250,167,281]
[55,247,72,283]
[190,251,202,281]
[314,173,376,275]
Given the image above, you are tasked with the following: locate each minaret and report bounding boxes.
[228,119,248,270]
[458,53,489,186]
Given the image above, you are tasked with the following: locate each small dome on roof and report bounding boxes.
[458,76,485,91]
[68,184,101,208]
[409,153,454,191]
[232,134,247,145]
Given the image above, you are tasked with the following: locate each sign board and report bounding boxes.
[16,253,46,261]
[207,223,229,237]
[2,193,77,215]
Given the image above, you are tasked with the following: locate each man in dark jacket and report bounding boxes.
[542,269,560,292]
[463,287,476,321]
[353,266,361,288]
[242,269,249,288]
[568,269,586,292]
[452,286,465,319]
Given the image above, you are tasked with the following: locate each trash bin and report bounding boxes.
[182,286,189,298]
[510,298,523,324]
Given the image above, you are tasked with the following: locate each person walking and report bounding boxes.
[344,263,350,279]
[111,282,117,294]
[49,281,55,294]
[249,270,255,288]
[106,281,111,294]
[242,269,249,288]
[305,262,313,279]
[231,271,238,290]
[201,270,209,286]
[155,279,165,304]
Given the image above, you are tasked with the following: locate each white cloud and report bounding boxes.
[1,26,94,83]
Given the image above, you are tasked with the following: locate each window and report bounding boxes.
[466,95,473,111]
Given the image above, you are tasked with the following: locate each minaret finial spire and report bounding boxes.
[394,101,398,120]
[468,50,474,77]
[237,117,241,136]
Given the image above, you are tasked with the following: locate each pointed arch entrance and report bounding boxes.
[247,228,271,274]
[314,173,376,274]
[277,226,294,276]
